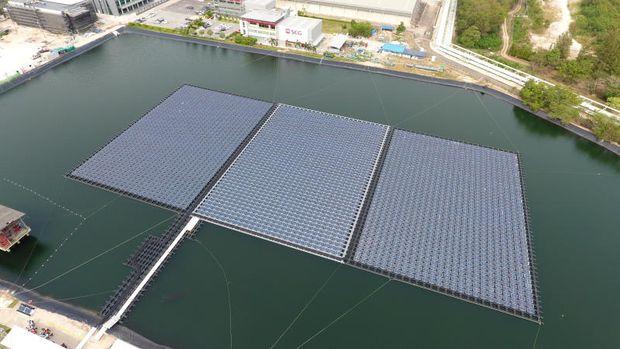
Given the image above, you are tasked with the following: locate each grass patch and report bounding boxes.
[298,12,349,34]
[127,22,185,35]
[509,17,533,59]
[0,323,11,343]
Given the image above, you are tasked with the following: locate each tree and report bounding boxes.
[591,113,620,142]
[520,80,547,111]
[545,85,581,123]
[556,32,572,59]
[520,80,581,124]
[456,0,506,35]
[597,29,620,75]
[609,97,620,109]
[545,48,562,67]
[348,20,374,37]
[458,26,481,47]
[396,22,406,34]
[558,57,594,83]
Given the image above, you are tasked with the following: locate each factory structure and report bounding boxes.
[4,0,97,34]
[276,0,418,26]
[237,0,324,47]
[0,204,31,252]
[90,0,162,15]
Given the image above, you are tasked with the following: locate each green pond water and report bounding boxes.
[0,33,619,348]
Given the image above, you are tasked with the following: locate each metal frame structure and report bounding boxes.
[66,86,541,336]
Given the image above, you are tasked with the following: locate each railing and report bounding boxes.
[432,0,620,120]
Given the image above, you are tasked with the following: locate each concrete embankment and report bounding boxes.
[0,279,169,349]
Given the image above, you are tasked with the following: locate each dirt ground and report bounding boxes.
[0,11,133,81]
[0,292,117,349]
[530,0,582,57]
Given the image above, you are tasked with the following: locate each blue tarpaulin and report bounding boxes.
[381,25,395,31]
[380,43,406,54]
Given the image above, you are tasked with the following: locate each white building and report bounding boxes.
[276,0,417,26]
[277,15,323,46]
[240,9,324,47]
[245,0,276,11]
[239,9,288,42]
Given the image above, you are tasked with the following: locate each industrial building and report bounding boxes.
[214,0,275,18]
[91,0,163,15]
[71,85,540,322]
[239,8,288,42]
[5,0,97,34]
[0,204,31,252]
[240,9,323,46]
[276,0,417,26]
[277,15,323,47]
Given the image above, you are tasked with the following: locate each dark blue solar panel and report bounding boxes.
[194,104,389,259]
[352,130,536,316]
[71,85,273,209]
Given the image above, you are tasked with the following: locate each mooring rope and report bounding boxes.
[15,214,176,296]
[474,92,519,151]
[392,89,461,128]
[532,324,542,348]
[295,278,391,348]
[21,196,120,288]
[2,177,85,219]
[369,74,391,125]
[192,237,233,349]
[269,264,342,349]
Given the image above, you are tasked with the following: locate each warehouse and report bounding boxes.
[216,0,276,18]
[277,15,323,47]
[276,0,417,26]
[5,0,97,34]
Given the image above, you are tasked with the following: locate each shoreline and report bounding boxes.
[0,279,169,349]
[0,26,617,156]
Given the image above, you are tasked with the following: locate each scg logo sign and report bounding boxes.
[285,28,302,35]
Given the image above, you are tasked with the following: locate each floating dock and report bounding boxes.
[68,85,541,334]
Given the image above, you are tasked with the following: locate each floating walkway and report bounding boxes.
[68,85,541,338]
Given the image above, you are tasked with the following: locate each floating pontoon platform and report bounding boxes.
[68,85,541,324]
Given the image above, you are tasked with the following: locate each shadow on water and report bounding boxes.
[0,236,48,275]
[512,106,564,139]
[574,140,620,173]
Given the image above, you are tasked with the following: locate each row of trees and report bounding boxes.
[520,80,620,142]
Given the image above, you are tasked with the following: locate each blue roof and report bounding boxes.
[194,104,389,259]
[381,43,406,54]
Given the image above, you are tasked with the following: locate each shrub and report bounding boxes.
[348,20,373,37]
[458,26,481,47]
[234,34,257,46]
[520,80,581,124]
[591,113,620,143]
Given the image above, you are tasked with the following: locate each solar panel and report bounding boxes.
[350,130,537,318]
[194,104,389,259]
[70,85,274,210]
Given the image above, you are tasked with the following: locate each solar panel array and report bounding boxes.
[70,85,273,210]
[70,86,538,321]
[194,105,389,259]
[351,130,537,317]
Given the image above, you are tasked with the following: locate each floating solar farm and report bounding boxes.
[69,85,541,322]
